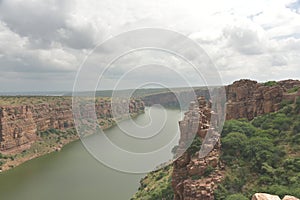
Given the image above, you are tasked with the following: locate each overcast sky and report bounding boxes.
[0,0,300,92]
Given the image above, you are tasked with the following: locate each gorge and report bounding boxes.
[1,79,300,200]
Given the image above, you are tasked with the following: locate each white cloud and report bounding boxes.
[0,0,299,91]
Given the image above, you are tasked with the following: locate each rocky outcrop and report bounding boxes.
[0,98,144,154]
[252,193,281,200]
[252,193,299,200]
[282,195,300,200]
[226,79,300,120]
[172,97,224,200]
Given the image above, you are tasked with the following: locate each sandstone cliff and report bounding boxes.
[226,79,300,120]
[0,97,144,154]
[172,97,224,200]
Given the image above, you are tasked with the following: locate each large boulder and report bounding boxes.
[252,193,281,200]
[282,195,300,200]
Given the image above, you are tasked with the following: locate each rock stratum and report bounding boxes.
[0,97,144,154]
[226,79,300,120]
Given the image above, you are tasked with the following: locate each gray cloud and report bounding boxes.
[0,0,299,92]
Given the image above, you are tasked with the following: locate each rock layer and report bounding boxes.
[226,79,300,120]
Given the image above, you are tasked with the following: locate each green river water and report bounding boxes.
[0,107,183,200]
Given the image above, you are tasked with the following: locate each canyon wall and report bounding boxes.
[142,89,210,108]
[226,79,300,120]
[0,98,144,153]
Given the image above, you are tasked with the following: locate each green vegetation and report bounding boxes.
[131,165,174,200]
[263,81,278,87]
[288,86,300,93]
[215,101,300,199]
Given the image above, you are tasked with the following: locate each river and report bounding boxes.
[0,107,183,200]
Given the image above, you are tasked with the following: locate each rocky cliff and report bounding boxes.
[0,97,144,154]
[226,79,300,120]
[172,97,224,200]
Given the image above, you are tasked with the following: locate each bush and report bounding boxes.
[187,136,202,155]
[263,81,278,87]
[222,120,256,138]
[222,132,247,163]
[225,194,248,200]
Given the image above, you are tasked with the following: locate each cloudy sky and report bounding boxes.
[0,0,300,92]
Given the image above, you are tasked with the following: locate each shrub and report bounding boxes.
[263,81,278,87]
[225,193,248,200]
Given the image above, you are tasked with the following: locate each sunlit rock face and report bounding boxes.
[226,79,300,120]
[252,193,281,200]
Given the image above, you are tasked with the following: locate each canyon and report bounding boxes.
[1,79,300,199]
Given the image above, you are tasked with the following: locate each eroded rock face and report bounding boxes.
[0,98,144,153]
[172,97,224,200]
[226,79,300,120]
[252,193,281,200]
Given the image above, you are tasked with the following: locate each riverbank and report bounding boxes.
[0,111,144,173]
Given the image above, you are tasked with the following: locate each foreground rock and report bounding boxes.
[252,193,281,200]
[252,193,300,200]
[282,195,300,200]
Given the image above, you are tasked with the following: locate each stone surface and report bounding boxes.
[283,195,300,200]
[252,193,281,200]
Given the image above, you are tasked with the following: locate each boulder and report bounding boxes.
[282,195,300,200]
[252,193,281,200]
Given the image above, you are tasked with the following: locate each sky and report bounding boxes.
[0,0,300,92]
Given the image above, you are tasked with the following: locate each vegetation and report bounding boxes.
[263,81,278,87]
[288,86,300,93]
[215,101,300,199]
[131,165,174,200]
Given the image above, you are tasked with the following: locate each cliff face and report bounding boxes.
[226,79,300,120]
[0,98,144,153]
[172,97,224,200]
[142,89,210,108]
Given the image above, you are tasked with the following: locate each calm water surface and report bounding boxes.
[0,107,182,200]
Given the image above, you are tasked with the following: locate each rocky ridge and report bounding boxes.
[226,79,300,120]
